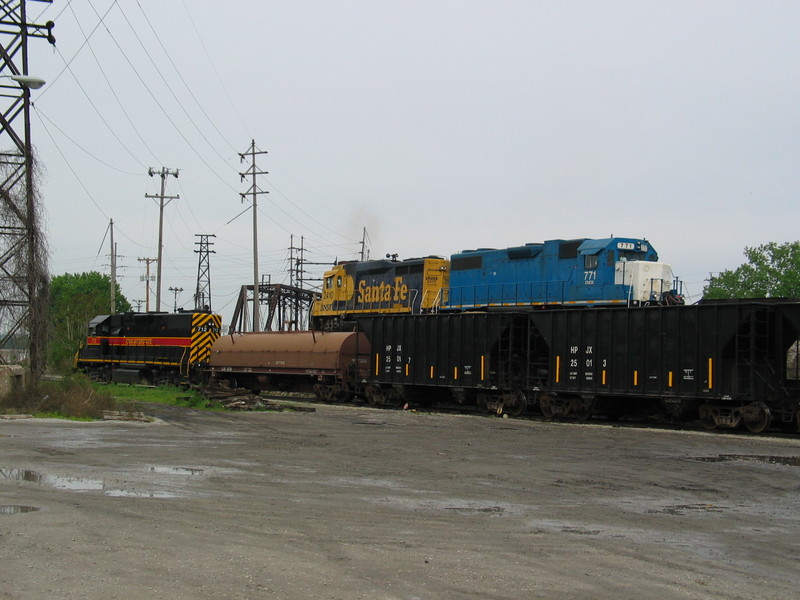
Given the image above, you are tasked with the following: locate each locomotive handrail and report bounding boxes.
[180,347,190,377]
[408,288,419,312]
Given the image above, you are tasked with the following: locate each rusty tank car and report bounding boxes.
[209,330,370,402]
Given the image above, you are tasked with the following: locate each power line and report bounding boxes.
[34,106,141,175]
[36,0,117,100]
[67,0,162,164]
[179,0,249,139]
[52,45,148,168]
[135,0,239,157]
[113,3,240,182]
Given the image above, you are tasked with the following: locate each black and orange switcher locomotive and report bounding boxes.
[75,311,222,385]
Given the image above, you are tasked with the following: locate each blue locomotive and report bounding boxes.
[443,237,682,310]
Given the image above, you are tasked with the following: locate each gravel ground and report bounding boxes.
[1,403,800,599]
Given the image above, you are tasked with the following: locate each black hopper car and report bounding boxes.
[355,299,800,432]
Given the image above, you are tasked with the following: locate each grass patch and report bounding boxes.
[98,382,225,411]
[0,376,226,420]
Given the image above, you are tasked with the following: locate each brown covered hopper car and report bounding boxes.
[209,330,370,401]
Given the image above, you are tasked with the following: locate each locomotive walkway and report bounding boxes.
[2,402,799,599]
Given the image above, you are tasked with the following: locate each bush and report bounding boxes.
[0,374,115,419]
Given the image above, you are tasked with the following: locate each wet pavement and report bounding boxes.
[1,403,800,599]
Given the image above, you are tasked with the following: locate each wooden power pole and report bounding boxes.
[239,141,268,332]
[146,167,179,312]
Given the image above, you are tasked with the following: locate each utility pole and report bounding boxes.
[168,286,183,313]
[239,140,268,332]
[146,167,179,312]
[109,219,116,313]
[194,234,215,311]
[138,257,157,312]
[295,236,306,329]
[288,235,307,329]
[360,227,370,261]
[133,299,145,312]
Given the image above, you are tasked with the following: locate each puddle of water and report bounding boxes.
[0,467,103,490]
[0,505,40,514]
[1,466,190,499]
[693,455,800,467]
[105,489,181,498]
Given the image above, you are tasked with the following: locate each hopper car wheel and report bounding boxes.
[539,393,557,419]
[699,404,717,430]
[365,385,383,406]
[327,384,348,403]
[701,415,717,430]
[743,403,772,434]
[312,384,327,402]
[572,397,594,422]
[504,391,527,417]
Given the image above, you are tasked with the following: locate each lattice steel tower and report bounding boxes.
[0,1,54,379]
[194,234,215,311]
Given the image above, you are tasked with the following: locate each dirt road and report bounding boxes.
[2,403,799,599]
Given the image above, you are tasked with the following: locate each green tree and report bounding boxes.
[49,272,131,372]
[704,241,800,300]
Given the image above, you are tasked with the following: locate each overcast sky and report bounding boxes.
[20,0,800,322]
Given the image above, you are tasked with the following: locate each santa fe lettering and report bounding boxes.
[357,277,409,304]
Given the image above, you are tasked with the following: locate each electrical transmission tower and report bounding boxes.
[239,140,268,332]
[0,2,55,380]
[194,234,215,311]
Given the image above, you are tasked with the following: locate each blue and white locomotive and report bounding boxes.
[443,237,683,310]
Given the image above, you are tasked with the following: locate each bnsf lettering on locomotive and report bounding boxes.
[357,277,409,304]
